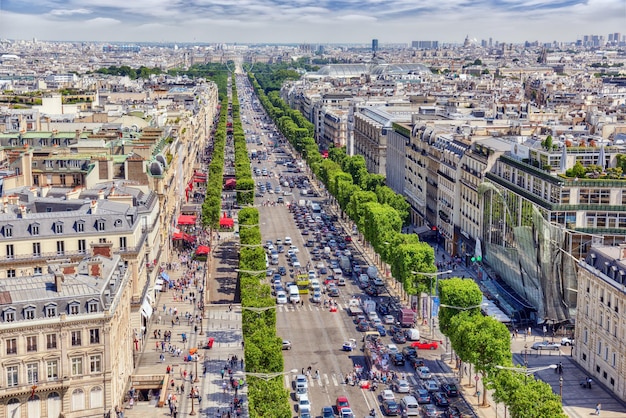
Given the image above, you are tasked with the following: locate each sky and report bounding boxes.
[0,0,625,45]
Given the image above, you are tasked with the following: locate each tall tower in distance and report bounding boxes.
[372,39,379,53]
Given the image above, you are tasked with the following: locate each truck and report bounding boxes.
[340,256,352,275]
[362,299,376,315]
[397,308,416,328]
[367,266,378,280]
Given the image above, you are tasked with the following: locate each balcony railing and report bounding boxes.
[0,250,87,265]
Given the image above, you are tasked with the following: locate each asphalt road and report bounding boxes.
[236,74,476,418]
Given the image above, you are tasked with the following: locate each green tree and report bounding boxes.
[438,278,483,335]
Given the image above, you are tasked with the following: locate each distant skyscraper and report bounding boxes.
[411,41,439,49]
[372,39,379,52]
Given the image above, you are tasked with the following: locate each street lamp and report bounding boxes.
[495,364,557,384]
[189,386,198,415]
[242,368,299,382]
[411,270,453,335]
[234,268,267,275]
[241,306,277,314]
[559,376,563,399]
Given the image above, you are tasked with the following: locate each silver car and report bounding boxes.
[531,341,560,351]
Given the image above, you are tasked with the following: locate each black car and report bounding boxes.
[389,325,402,336]
[278,266,286,276]
[381,399,400,416]
[365,286,382,296]
[392,353,405,366]
[441,383,459,397]
[392,333,407,344]
[409,358,426,369]
[402,347,417,359]
[442,406,462,418]
[377,304,390,316]
[432,392,449,407]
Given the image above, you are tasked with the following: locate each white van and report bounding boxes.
[400,395,420,416]
[288,285,300,303]
[406,329,420,341]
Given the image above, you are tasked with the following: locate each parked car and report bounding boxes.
[410,341,438,350]
[560,337,574,346]
[321,406,335,418]
[282,340,292,350]
[531,341,560,351]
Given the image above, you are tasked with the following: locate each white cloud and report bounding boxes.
[49,8,92,16]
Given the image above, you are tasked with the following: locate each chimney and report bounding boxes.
[61,262,78,275]
[3,201,7,214]
[54,271,65,293]
[19,205,27,218]
[91,241,113,258]
[98,190,105,200]
[90,200,97,213]
[89,260,102,277]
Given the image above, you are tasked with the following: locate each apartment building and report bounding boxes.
[0,251,133,418]
[575,245,626,401]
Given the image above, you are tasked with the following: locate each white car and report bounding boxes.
[383,315,396,324]
[289,245,299,253]
[295,374,308,389]
[298,394,311,413]
[276,292,288,304]
[285,236,293,245]
[561,337,574,346]
[387,344,399,355]
[393,379,410,393]
[416,366,432,379]
[339,408,354,418]
[381,389,395,401]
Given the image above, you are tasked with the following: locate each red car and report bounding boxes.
[336,396,350,412]
[344,235,352,242]
[410,341,439,350]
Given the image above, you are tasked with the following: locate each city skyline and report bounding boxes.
[0,0,625,45]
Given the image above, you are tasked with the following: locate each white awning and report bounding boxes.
[140,299,153,319]
[154,284,163,291]
[155,278,164,285]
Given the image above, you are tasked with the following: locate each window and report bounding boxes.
[6,365,18,387]
[59,173,66,185]
[99,238,106,243]
[27,336,37,352]
[114,219,122,227]
[119,237,127,250]
[47,360,58,381]
[46,305,56,318]
[47,334,57,349]
[33,242,41,257]
[71,357,83,375]
[597,340,602,355]
[69,303,79,315]
[605,347,609,361]
[584,328,588,345]
[90,329,100,344]
[613,353,617,367]
[6,338,17,354]
[76,222,84,232]
[56,241,65,255]
[5,310,15,322]
[97,220,105,231]
[55,223,63,234]
[71,330,82,346]
[27,363,39,384]
[25,307,35,320]
[78,239,86,254]
[7,269,16,278]
[31,224,39,235]
[88,301,98,313]
[34,267,42,275]
[4,226,12,237]
[90,355,102,373]
[6,244,14,259]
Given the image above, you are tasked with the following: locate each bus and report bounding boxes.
[296,273,310,295]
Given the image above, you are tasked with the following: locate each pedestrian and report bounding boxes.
[229,304,232,312]
[595,403,601,415]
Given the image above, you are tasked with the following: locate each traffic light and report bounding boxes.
[471,256,476,263]
[476,255,482,262]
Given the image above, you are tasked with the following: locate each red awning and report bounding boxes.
[224,178,236,188]
[177,215,197,225]
[196,245,210,256]
[193,176,207,183]
[219,217,234,228]
[172,232,183,240]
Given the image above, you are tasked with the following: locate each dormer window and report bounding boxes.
[4,309,16,322]
[45,304,57,318]
[4,225,13,237]
[31,223,40,236]
[24,306,36,320]
[68,302,80,315]
[114,219,122,227]
[96,220,105,232]
[55,222,63,234]
[76,221,85,232]
[87,300,99,313]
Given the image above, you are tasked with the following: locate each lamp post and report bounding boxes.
[559,376,563,399]
[194,355,199,383]
[495,364,557,384]
[524,344,528,367]
[189,386,197,415]
[411,270,453,336]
